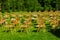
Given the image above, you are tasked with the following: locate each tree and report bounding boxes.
[1,0,59,12]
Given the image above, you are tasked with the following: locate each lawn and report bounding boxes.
[0,27,60,40]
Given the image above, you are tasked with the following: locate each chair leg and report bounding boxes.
[21,28,23,32]
[37,27,40,32]
[43,26,46,32]
[25,28,28,33]
[10,28,13,32]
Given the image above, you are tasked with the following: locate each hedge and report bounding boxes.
[0,0,59,12]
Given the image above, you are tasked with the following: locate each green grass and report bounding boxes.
[0,26,60,40]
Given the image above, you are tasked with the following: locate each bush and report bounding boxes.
[0,0,58,12]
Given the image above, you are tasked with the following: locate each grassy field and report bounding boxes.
[0,11,60,40]
[0,27,60,40]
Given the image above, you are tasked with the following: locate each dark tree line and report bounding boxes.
[0,0,59,12]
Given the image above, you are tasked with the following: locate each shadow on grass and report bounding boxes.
[32,30,38,32]
[17,29,38,32]
[49,29,60,38]
[17,30,25,32]
[3,30,10,32]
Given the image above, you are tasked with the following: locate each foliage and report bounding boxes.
[0,0,59,12]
